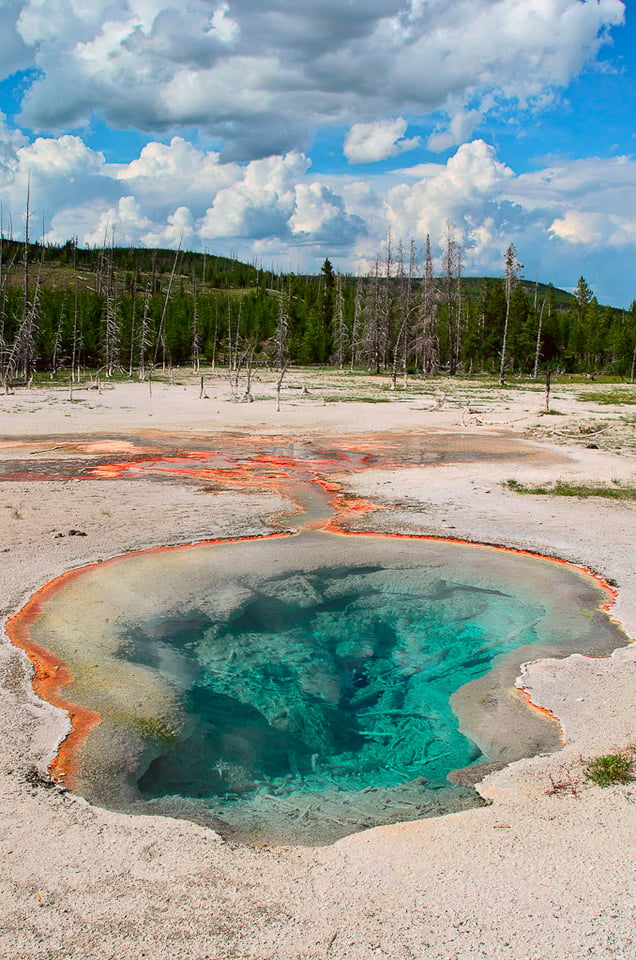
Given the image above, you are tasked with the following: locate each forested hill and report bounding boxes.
[1,238,634,382]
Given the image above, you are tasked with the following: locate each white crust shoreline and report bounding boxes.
[1,375,635,960]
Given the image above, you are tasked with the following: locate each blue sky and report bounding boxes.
[0,0,635,305]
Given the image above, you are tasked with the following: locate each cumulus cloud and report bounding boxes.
[550,211,608,245]
[0,112,28,182]
[198,152,307,239]
[290,182,365,244]
[344,118,420,164]
[427,107,485,152]
[378,140,514,261]
[0,1,31,79]
[2,118,636,301]
[115,137,241,216]
[5,0,625,159]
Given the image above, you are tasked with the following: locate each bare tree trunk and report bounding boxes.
[381,231,393,370]
[274,282,289,370]
[153,240,182,371]
[51,296,66,378]
[71,248,80,384]
[138,263,155,380]
[419,234,438,375]
[13,200,43,383]
[335,272,346,369]
[191,263,200,373]
[232,290,244,389]
[104,230,119,377]
[499,242,522,386]
[276,361,288,412]
[533,298,546,381]
[443,222,455,376]
[402,239,417,386]
[128,268,138,377]
[242,343,255,402]
[350,277,362,371]
[370,257,381,374]
[454,244,463,370]
[211,305,218,371]
[15,182,35,381]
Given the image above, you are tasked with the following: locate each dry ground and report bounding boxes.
[0,369,635,960]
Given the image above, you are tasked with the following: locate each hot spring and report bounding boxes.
[21,530,626,844]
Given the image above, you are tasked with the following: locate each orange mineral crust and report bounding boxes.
[6,567,102,787]
[6,531,291,786]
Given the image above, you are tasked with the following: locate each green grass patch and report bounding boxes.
[322,395,391,403]
[578,389,636,405]
[504,478,636,500]
[584,752,634,787]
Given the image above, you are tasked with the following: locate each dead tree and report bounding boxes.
[191,263,201,373]
[274,281,289,371]
[350,277,363,370]
[390,240,417,389]
[0,208,18,387]
[50,295,67,378]
[241,342,256,402]
[103,231,119,377]
[334,272,347,369]
[443,221,461,376]
[533,298,546,381]
[499,242,523,386]
[153,240,182,372]
[418,234,439,375]
[363,257,383,374]
[127,266,138,377]
[9,192,42,385]
[138,262,155,380]
[276,361,288,412]
[454,242,463,368]
[70,246,83,385]
[380,231,393,370]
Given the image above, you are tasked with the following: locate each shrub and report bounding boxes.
[584,752,634,787]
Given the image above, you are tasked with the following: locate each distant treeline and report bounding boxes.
[1,236,635,383]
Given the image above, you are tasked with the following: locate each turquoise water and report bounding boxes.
[134,565,539,801]
[28,532,626,843]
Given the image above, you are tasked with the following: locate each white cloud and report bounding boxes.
[427,108,484,152]
[2,120,636,302]
[344,118,420,164]
[198,152,307,239]
[290,182,364,244]
[0,112,28,182]
[115,137,241,216]
[6,0,625,159]
[550,211,608,245]
[18,134,104,179]
[0,1,31,78]
[381,140,514,259]
[79,196,154,248]
[142,204,195,248]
